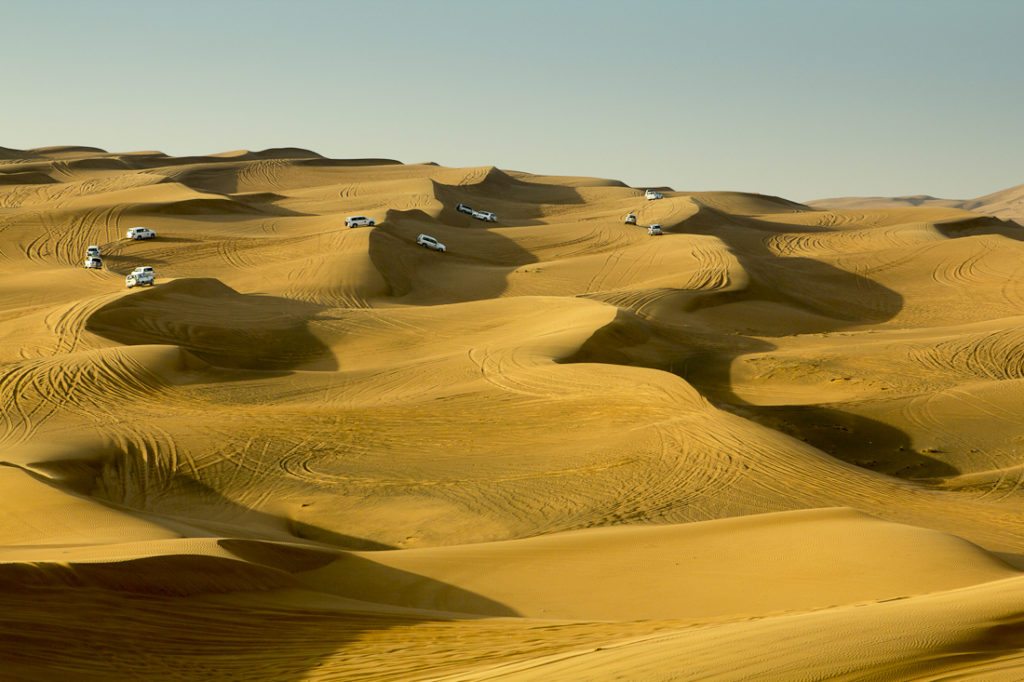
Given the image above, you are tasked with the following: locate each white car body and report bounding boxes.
[84,256,103,269]
[456,203,474,215]
[648,224,663,236]
[471,210,497,222]
[644,190,664,200]
[86,245,101,257]
[345,215,376,228]
[624,213,637,225]
[126,227,156,240]
[416,234,446,252]
[125,266,155,288]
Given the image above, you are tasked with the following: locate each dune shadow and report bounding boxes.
[0,557,512,681]
[368,209,539,303]
[729,404,959,479]
[84,277,338,371]
[934,214,1024,241]
[164,156,400,204]
[565,205,961,481]
[0,442,516,679]
[430,168,594,225]
[879,613,1024,681]
[96,253,171,275]
[124,198,308,220]
[90,455,515,616]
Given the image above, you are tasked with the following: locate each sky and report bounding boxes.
[2,0,1020,200]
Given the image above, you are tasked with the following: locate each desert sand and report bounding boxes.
[809,183,1024,225]
[1,145,1023,680]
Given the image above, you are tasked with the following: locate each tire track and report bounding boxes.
[45,292,124,356]
[930,242,994,288]
[909,329,1024,381]
[237,159,289,192]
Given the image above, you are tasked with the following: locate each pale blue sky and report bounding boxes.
[2,0,1020,200]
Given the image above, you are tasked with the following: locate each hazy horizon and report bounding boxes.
[3,0,1020,201]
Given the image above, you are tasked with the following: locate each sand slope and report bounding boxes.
[1,146,1023,680]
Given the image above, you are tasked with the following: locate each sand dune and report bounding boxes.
[298,508,1016,620]
[810,183,1024,225]
[1,146,1023,680]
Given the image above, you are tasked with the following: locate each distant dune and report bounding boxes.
[1,147,1023,680]
[810,183,1024,224]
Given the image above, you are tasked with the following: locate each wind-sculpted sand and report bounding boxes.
[1,145,1023,680]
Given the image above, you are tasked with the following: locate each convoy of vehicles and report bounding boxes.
[74,186,675,288]
[625,212,665,235]
[456,203,497,222]
[345,215,376,227]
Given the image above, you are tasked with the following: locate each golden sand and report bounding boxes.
[1,145,1022,680]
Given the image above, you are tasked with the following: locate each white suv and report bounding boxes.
[86,245,101,257]
[644,189,664,200]
[345,215,376,228]
[125,266,155,288]
[416,234,446,252]
[648,224,663,236]
[456,203,474,215]
[471,210,497,222]
[84,256,103,269]
[126,226,157,240]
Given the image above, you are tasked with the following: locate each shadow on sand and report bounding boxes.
[0,439,516,680]
[85,278,339,371]
[564,204,963,480]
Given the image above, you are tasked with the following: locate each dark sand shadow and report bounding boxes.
[565,204,964,480]
[368,208,540,303]
[0,444,517,680]
[85,278,338,371]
